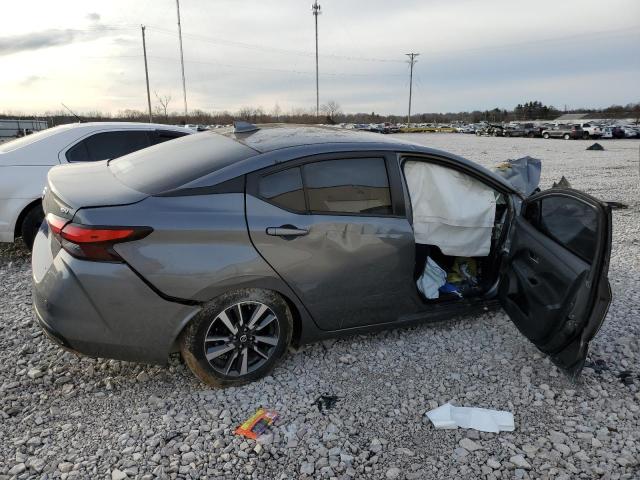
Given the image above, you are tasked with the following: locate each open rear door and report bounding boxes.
[499,188,612,378]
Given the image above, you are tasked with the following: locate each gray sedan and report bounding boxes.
[32,124,612,386]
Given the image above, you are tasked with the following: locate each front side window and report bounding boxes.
[83,131,151,161]
[525,196,598,262]
[259,167,306,212]
[303,158,392,215]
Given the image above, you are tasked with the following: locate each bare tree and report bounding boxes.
[154,92,172,122]
[321,100,341,122]
[272,103,281,122]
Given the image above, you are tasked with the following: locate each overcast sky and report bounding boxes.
[0,0,638,116]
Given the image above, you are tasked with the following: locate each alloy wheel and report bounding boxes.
[203,301,280,377]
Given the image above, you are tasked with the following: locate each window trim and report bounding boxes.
[247,151,405,218]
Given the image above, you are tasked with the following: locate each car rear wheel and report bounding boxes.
[20,203,44,250]
[543,133,550,139]
[563,133,571,140]
[180,289,293,387]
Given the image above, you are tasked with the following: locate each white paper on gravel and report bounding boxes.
[425,403,515,433]
[403,161,497,257]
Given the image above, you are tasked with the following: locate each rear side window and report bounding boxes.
[110,132,257,195]
[525,196,598,262]
[259,167,305,212]
[65,140,90,162]
[84,131,151,161]
[304,158,392,215]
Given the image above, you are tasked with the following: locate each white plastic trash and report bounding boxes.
[416,257,447,299]
[425,402,515,433]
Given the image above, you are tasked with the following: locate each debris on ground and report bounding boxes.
[234,408,279,440]
[587,142,604,151]
[425,402,515,433]
[618,370,635,386]
[585,358,609,374]
[552,176,572,188]
[312,394,340,414]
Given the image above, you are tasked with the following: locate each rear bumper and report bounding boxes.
[31,225,201,364]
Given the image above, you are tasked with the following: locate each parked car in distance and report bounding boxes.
[33,124,613,387]
[574,122,602,139]
[601,127,614,139]
[503,123,542,137]
[611,126,626,139]
[0,122,192,248]
[621,126,639,138]
[541,124,583,140]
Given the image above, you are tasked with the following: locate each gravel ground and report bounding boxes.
[1,134,639,480]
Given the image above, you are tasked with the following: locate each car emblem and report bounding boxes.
[60,206,71,215]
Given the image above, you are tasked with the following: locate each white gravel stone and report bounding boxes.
[386,466,401,479]
[111,469,127,480]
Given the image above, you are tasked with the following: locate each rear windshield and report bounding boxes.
[109,131,257,194]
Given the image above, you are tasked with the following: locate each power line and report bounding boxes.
[406,53,419,127]
[144,25,404,63]
[79,54,406,78]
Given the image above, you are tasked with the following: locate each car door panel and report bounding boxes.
[246,195,418,330]
[245,154,419,331]
[500,188,612,378]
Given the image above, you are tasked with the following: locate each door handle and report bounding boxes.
[266,226,309,237]
[528,251,539,264]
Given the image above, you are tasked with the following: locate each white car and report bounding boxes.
[574,122,602,139]
[0,122,192,248]
[600,127,614,139]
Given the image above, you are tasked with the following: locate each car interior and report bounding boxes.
[402,159,510,304]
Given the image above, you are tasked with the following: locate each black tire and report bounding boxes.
[180,289,293,387]
[543,133,550,139]
[527,132,535,138]
[583,132,590,140]
[20,203,44,250]
[563,133,571,140]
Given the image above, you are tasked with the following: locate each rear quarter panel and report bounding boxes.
[75,193,308,307]
[0,165,50,241]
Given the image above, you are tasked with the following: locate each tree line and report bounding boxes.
[2,100,638,127]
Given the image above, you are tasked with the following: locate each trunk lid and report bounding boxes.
[44,161,148,220]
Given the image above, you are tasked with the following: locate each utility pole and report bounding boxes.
[141,25,153,123]
[176,0,188,119]
[312,1,321,118]
[406,53,419,128]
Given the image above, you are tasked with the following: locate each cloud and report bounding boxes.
[20,75,45,87]
[0,26,107,57]
[86,12,101,22]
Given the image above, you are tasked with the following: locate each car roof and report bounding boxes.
[171,125,518,195]
[219,124,410,153]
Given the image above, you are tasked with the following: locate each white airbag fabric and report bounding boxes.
[425,403,515,433]
[404,161,496,256]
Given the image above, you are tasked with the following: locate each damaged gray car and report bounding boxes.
[32,124,612,386]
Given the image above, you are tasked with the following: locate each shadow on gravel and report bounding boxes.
[0,239,30,265]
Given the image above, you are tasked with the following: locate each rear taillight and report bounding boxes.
[46,214,151,262]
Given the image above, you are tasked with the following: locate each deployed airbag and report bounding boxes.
[404,161,496,256]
